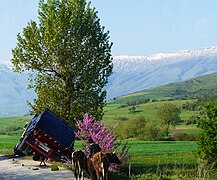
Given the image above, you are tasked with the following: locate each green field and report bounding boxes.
[1,72,217,179]
[0,135,21,154]
[103,99,200,135]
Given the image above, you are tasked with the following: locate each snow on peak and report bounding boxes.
[113,46,217,62]
[112,46,217,72]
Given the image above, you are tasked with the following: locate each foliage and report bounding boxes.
[11,0,113,125]
[75,114,130,168]
[171,130,197,141]
[157,103,181,136]
[125,116,162,140]
[50,164,59,171]
[143,122,162,141]
[197,102,217,168]
[181,101,197,111]
[125,116,148,139]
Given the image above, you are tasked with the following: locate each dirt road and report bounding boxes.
[0,155,77,180]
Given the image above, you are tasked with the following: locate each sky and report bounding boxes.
[1,0,217,61]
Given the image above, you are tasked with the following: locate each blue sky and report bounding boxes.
[1,0,217,61]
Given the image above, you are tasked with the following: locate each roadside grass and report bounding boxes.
[0,135,20,154]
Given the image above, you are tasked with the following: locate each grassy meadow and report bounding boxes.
[103,99,200,135]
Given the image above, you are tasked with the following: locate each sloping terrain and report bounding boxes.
[110,72,217,104]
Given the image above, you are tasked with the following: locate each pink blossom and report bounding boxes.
[75,113,130,169]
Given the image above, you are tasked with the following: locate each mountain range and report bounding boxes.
[1,46,217,117]
[107,46,217,99]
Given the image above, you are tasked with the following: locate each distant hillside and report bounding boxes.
[110,72,217,104]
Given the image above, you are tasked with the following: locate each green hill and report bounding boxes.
[109,72,217,104]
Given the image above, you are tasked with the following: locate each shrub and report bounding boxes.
[125,116,148,139]
[128,106,136,113]
[139,122,162,141]
[50,164,59,171]
[172,130,198,141]
[125,117,162,140]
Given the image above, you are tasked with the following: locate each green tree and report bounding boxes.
[11,0,113,125]
[197,103,217,168]
[125,117,162,140]
[125,116,148,139]
[143,122,162,141]
[157,103,181,136]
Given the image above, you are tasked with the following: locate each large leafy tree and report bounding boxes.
[11,0,113,124]
[197,103,217,168]
[157,103,181,136]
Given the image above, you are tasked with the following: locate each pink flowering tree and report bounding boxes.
[75,113,130,168]
[171,130,181,140]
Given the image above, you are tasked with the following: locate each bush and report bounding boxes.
[128,106,136,113]
[50,164,59,171]
[125,117,148,138]
[125,117,162,140]
[171,130,198,141]
[138,122,162,141]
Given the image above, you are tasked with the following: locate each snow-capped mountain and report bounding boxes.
[106,46,217,99]
[1,46,217,116]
